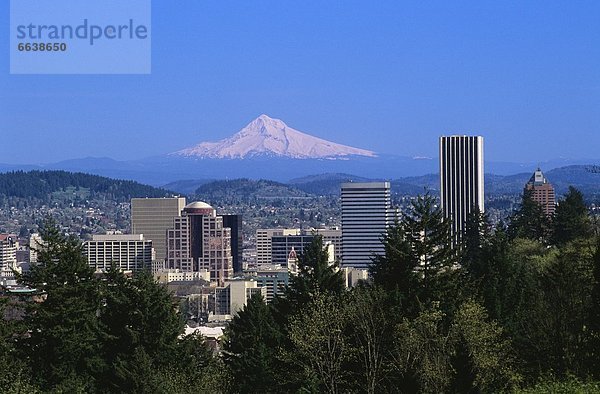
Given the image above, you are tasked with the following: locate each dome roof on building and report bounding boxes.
[185,201,213,210]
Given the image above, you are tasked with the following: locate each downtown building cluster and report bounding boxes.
[1,135,560,325]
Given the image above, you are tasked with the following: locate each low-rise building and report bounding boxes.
[154,269,210,284]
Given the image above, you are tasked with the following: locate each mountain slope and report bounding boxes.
[173,114,376,159]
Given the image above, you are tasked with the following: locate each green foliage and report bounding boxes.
[552,186,593,246]
[19,219,104,390]
[540,241,594,376]
[402,193,455,303]
[394,304,454,393]
[345,286,393,394]
[370,221,420,304]
[372,193,455,314]
[223,293,285,393]
[287,292,352,394]
[0,297,39,393]
[451,301,521,393]
[517,376,600,394]
[286,235,345,307]
[588,238,600,377]
[509,188,551,242]
[98,266,185,392]
[392,300,520,394]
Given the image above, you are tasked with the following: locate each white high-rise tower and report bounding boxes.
[341,182,392,269]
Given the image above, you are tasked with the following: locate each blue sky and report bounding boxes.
[1,1,599,164]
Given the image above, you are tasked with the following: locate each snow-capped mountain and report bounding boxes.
[173,114,377,159]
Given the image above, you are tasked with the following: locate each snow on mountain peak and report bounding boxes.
[173,115,377,159]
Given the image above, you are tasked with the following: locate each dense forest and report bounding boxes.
[2,186,600,392]
[0,171,174,202]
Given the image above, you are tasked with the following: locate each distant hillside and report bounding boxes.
[287,173,437,196]
[0,170,174,202]
[544,165,600,195]
[162,179,214,195]
[194,179,310,204]
[392,174,439,195]
[289,173,377,195]
[284,166,600,198]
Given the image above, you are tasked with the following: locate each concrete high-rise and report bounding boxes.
[270,229,341,266]
[341,182,392,269]
[256,228,342,266]
[166,202,233,285]
[0,234,18,271]
[525,168,556,216]
[255,228,299,265]
[131,197,186,262]
[84,234,154,272]
[439,136,484,241]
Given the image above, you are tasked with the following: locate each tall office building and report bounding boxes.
[84,234,154,272]
[166,202,233,285]
[439,136,485,241]
[222,215,243,274]
[341,182,392,269]
[131,197,186,262]
[0,234,18,271]
[525,168,556,216]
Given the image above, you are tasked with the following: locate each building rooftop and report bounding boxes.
[184,201,213,210]
[528,168,550,186]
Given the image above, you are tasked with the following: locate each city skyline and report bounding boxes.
[1,2,599,165]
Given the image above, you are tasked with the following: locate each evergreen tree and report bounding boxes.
[223,293,285,393]
[588,238,600,377]
[401,193,455,305]
[473,228,512,321]
[552,186,592,246]
[540,242,593,376]
[509,189,550,242]
[0,296,38,392]
[460,208,492,278]
[285,235,344,307]
[97,266,184,392]
[18,219,104,391]
[370,221,420,306]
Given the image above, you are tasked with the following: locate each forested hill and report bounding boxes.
[0,170,175,202]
